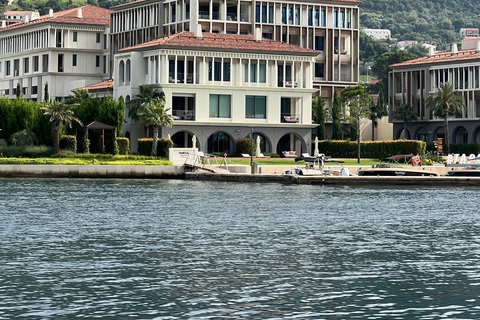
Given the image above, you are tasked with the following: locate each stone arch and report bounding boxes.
[394,127,411,140]
[207,131,234,154]
[473,126,480,144]
[452,125,468,143]
[432,126,445,141]
[276,132,307,156]
[243,131,272,154]
[171,130,197,148]
[119,60,125,83]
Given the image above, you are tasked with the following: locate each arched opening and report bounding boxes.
[244,132,271,153]
[171,131,195,148]
[415,127,429,142]
[126,59,131,84]
[276,133,306,156]
[119,60,125,84]
[433,126,445,141]
[453,126,468,143]
[473,126,480,144]
[396,128,411,139]
[207,131,233,154]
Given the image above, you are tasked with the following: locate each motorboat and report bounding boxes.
[445,165,480,177]
[358,164,439,177]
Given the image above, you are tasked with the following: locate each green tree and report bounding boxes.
[41,100,83,154]
[313,96,326,140]
[16,83,21,99]
[369,91,387,140]
[137,97,173,156]
[128,85,163,122]
[44,82,49,102]
[393,103,417,139]
[425,82,465,154]
[65,88,90,104]
[341,85,373,163]
[331,90,343,140]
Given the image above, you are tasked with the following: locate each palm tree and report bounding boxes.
[425,82,464,154]
[137,97,173,156]
[128,85,164,122]
[41,100,83,154]
[393,103,416,139]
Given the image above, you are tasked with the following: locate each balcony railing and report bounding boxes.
[173,110,195,121]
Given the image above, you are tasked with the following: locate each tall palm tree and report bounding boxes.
[41,100,83,154]
[393,103,416,139]
[128,85,164,122]
[137,97,173,156]
[425,82,464,154]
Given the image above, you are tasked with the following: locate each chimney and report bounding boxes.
[1,20,5,29]
[23,15,29,23]
[451,43,458,55]
[49,9,54,18]
[476,40,480,53]
[194,24,202,39]
[254,27,262,42]
[428,46,435,57]
[77,8,83,19]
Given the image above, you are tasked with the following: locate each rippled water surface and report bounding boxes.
[1,179,480,319]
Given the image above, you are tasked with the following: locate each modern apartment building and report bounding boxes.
[0,5,111,101]
[1,10,40,26]
[363,28,391,40]
[115,30,318,154]
[388,43,480,144]
[110,0,360,104]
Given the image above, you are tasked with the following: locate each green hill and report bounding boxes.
[360,0,480,49]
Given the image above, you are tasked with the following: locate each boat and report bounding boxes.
[358,164,439,177]
[445,165,480,177]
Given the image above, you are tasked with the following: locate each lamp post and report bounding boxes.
[250,127,254,174]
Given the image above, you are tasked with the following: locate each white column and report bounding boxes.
[256,58,259,87]
[193,56,196,84]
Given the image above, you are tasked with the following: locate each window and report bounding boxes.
[315,63,324,78]
[282,6,287,24]
[23,57,29,73]
[209,61,230,82]
[5,61,10,76]
[58,54,63,72]
[96,33,100,43]
[321,9,326,27]
[32,86,38,94]
[209,94,231,118]
[171,3,176,22]
[294,7,300,25]
[33,56,39,72]
[42,54,49,72]
[0,61,2,73]
[5,89,9,95]
[103,35,107,49]
[244,62,266,83]
[315,36,325,51]
[308,8,312,26]
[72,54,77,66]
[333,10,339,28]
[103,55,106,74]
[73,31,77,42]
[255,4,260,22]
[246,96,266,119]
[96,55,100,68]
[268,4,273,23]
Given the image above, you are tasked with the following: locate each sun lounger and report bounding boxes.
[282,151,297,158]
[242,154,251,158]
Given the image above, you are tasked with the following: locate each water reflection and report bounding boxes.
[0,179,479,319]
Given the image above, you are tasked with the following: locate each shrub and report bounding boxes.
[236,138,256,156]
[0,145,53,158]
[60,135,77,153]
[137,138,152,156]
[137,138,172,157]
[82,138,90,154]
[317,139,426,158]
[450,143,480,155]
[157,138,173,158]
[117,137,129,155]
[264,153,280,158]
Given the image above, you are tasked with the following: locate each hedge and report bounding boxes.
[117,137,129,155]
[137,138,173,157]
[0,145,53,158]
[316,140,426,159]
[60,135,77,153]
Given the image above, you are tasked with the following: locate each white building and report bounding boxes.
[363,28,391,40]
[1,10,40,26]
[0,5,110,101]
[115,30,319,154]
[460,28,479,39]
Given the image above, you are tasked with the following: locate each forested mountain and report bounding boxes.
[361,0,480,49]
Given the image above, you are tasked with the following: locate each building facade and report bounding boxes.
[115,31,318,154]
[0,5,110,101]
[363,28,391,40]
[110,0,360,105]
[388,43,480,144]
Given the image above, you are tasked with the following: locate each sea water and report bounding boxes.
[1,179,479,319]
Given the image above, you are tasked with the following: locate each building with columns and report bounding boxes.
[115,30,318,154]
[388,43,480,144]
[110,0,360,107]
[0,5,110,101]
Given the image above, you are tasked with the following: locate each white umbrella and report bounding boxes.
[314,136,319,157]
[192,135,196,148]
[255,135,261,157]
[167,134,171,140]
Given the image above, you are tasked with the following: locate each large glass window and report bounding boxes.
[333,10,339,28]
[209,61,230,82]
[210,94,231,118]
[262,5,267,23]
[6,60,10,76]
[315,63,324,78]
[308,8,312,26]
[58,54,64,72]
[314,9,319,26]
[171,3,176,22]
[268,5,273,23]
[315,36,325,51]
[282,6,287,24]
[321,9,325,27]
[73,31,77,42]
[23,57,29,73]
[294,7,300,25]
[245,62,266,83]
[33,56,39,72]
[288,7,293,24]
[255,4,260,22]
[246,96,266,119]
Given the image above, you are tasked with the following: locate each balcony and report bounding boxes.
[173,110,195,121]
[281,114,299,123]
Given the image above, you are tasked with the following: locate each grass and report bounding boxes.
[0,157,172,166]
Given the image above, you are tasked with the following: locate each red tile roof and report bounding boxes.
[73,79,113,92]
[4,11,33,15]
[0,5,110,33]
[390,48,480,68]
[119,31,319,55]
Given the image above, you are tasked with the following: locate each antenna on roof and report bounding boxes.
[451,43,458,55]
[254,27,262,42]
[194,24,203,39]
[428,46,435,57]
[1,21,5,29]
[77,8,83,19]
